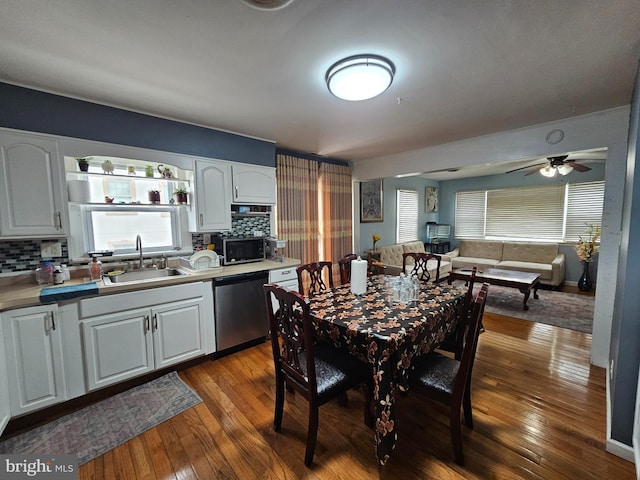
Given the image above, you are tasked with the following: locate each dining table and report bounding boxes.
[307,274,467,466]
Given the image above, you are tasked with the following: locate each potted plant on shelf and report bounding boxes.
[77,157,90,172]
[173,186,188,204]
[148,189,161,204]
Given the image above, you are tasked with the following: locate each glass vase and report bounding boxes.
[578,261,593,292]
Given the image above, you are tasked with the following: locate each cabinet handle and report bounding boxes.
[235,185,238,199]
[282,270,291,275]
[144,315,150,333]
[152,313,158,331]
[44,312,55,333]
[55,211,62,229]
[199,213,204,226]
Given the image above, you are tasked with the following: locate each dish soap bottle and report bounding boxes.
[89,256,102,281]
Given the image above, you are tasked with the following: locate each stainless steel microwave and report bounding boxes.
[212,236,265,265]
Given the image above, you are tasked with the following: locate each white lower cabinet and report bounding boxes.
[82,308,154,390]
[2,304,67,416]
[268,267,299,311]
[80,282,210,391]
[0,317,11,436]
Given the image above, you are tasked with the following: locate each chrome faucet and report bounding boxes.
[135,234,143,269]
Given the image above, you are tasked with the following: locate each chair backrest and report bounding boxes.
[454,283,489,398]
[451,266,478,358]
[296,261,334,296]
[338,254,357,285]
[263,284,317,397]
[402,252,442,282]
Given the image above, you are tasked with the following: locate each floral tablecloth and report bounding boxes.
[308,275,466,466]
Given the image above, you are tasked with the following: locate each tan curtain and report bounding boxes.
[319,162,353,263]
[276,154,319,264]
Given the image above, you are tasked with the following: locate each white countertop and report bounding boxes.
[0,258,300,311]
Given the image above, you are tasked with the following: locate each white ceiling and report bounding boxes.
[1,0,639,167]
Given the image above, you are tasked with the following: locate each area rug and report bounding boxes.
[0,371,202,465]
[475,284,595,333]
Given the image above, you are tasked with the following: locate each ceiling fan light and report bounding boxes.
[326,54,395,101]
[557,164,574,175]
[540,164,557,177]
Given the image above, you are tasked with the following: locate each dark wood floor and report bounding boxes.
[74,303,634,480]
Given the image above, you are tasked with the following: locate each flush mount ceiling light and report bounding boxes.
[241,0,295,10]
[325,54,395,101]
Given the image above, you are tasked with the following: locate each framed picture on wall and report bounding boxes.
[426,186,438,213]
[360,179,384,223]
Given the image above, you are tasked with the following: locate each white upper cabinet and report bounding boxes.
[0,131,68,237]
[189,159,232,232]
[232,164,276,205]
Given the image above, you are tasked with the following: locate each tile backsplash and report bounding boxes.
[0,215,271,274]
[0,239,69,274]
[191,215,271,250]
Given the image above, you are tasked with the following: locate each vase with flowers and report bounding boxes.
[372,234,381,252]
[575,224,600,291]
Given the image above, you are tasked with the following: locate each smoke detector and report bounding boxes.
[241,0,295,10]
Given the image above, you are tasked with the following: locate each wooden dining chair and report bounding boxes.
[263,284,372,466]
[338,254,357,285]
[296,261,334,296]
[402,252,442,283]
[409,283,489,466]
[438,266,478,360]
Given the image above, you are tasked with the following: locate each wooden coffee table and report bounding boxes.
[448,267,541,310]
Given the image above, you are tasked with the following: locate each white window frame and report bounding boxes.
[84,205,182,255]
[396,189,419,243]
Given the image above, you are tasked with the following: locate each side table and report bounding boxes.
[424,241,450,254]
[365,251,385,275]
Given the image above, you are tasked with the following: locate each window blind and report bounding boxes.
[454,180,605,242]
[396,189,419,243]
[566,180,605,241]
[486,184,565,240]
[455,190,486,238]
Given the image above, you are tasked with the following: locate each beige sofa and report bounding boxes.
[444,239,565,287]
[375,241,452,279]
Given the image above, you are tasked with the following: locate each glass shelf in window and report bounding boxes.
[66,172,190,205]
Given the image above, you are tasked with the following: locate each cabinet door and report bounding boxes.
[0,318,11,436]
[2,304,66,415]
[267,269,299,313]
[82,308,154,391]
[152,298,205,369]
[0,131,68,237]
[191,159,232,231]
[232,164,276,204]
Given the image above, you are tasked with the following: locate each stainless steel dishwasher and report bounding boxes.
[213,271,270,353]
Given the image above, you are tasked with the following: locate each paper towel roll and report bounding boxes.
[68,179,90,202]
[350,256,368,295]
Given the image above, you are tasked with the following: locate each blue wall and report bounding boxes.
[0,82,276,166]
[359,176,438,253]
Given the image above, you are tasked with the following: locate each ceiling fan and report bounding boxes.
[506,155,593,177]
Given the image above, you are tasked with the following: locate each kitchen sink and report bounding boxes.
[102,268,188,286]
